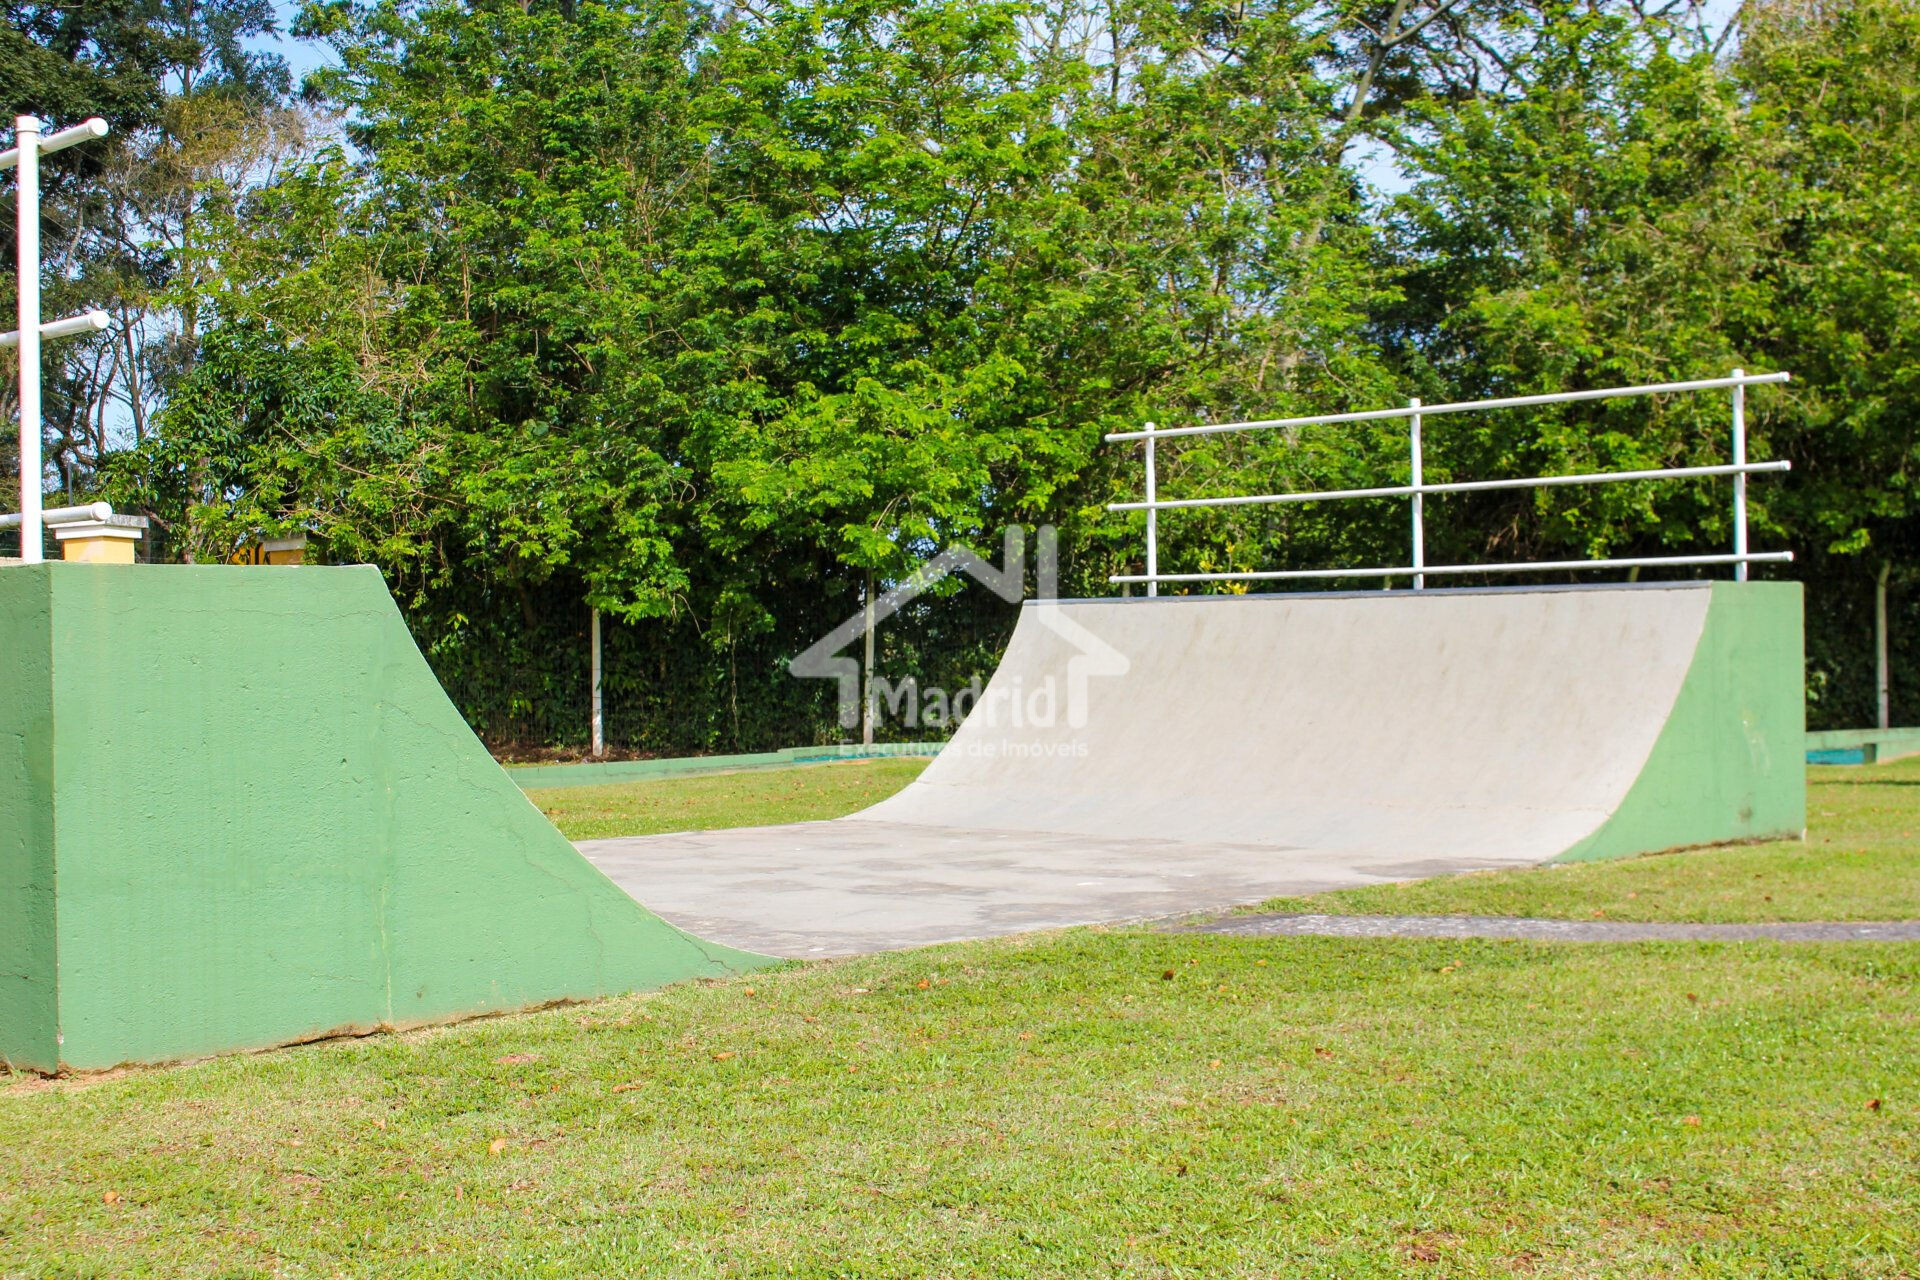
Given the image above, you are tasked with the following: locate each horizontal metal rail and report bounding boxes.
[1112,370,1793,594]
[0,501,112,530]
[0,117,107,172]
[0,309,108,349]
[1109,460,1792,513]
[1105,371,1792,443]
[1109,551,1795,586]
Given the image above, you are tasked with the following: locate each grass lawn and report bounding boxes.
[1255,757,1920,924]
[4,759,1916,1275]
[525,757,932,841]
[2,930,1914,1277]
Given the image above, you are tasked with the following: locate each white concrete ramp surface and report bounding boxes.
[580,583,1800,957]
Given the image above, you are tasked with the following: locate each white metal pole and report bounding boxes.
[1877,562,1891,730]
[1144,425,1158,598]
[1731,368,1748,583]
[1409,398,1424,590]
[1103,372,1790,443]
[15,116,41,563]
[862,570,876,745]
[590,606,604,757]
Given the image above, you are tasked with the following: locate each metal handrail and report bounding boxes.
[0,501,113,530]
[1112,552,1796,586]
[1110,460,1792,512]
[6,116,111,563]
[1107,370,1793,594]
[1103,371,1792,442]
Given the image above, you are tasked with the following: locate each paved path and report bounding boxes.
[1183,913,1920,942]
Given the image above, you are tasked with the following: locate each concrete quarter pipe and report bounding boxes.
[581,581,1805,956]
[0,567,1802,1069]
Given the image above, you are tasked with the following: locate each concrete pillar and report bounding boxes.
[54,516,147,563]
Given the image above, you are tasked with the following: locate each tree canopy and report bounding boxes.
[6,0,1919,742]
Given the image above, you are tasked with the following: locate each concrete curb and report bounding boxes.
[1182,912,1920,942]
[508,742,945,790]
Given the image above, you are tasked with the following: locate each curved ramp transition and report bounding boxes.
[0,565,764,1073]
[583,582,1804,956]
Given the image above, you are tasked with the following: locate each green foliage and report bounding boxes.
[104,319,411,562]
[1734,0,1920,560]
[65,0,1920,741]
[1,0,295,515]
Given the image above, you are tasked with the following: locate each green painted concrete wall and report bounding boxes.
[0,571,56,1071]
[1,565,768,1073]
[1804,726,1920,765]
[509,742,946,791]
[1557,580,1806,862]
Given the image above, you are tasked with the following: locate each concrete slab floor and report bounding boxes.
[576,820,1535,958]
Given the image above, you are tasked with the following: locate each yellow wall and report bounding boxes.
[60,536,137,565]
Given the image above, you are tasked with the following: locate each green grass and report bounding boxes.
[6,760,1919,1274]
[525,757,931,841]
[1255,757,1920,924]
[3,930,1915,1277]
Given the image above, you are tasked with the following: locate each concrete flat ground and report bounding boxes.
[576,821,1531,957]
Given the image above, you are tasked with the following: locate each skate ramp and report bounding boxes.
[0,565,766,1073]
[584,582,1804,956]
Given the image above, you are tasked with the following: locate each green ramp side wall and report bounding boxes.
[1556,580,1806,863]
[0,565,769,1073]
[0,570,57,1072]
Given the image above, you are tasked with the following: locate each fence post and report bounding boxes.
[15,116,41,562]
[6,115,108,562]
[1731,368,1748,583]
[1410,398,1424,590]
[1144,425,1158,598]
[862,569,876,745]
[589,606,604,758]
[1877,561,1891,730]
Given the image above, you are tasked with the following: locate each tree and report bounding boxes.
[1,0,294,518]
[1731,0,1920,723]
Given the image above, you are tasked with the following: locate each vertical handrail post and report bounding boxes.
[1731,368,1748,582]
[1144,424,1158,598]
[15,116,41,562]
[1409,398,1424,590]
